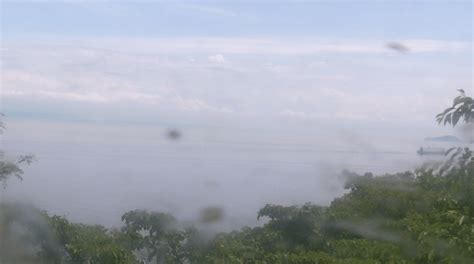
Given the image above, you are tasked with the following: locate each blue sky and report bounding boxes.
[2,1,472,40]
[0,1,472,128]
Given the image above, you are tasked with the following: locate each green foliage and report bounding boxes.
[438,147,474,173]
[257,203,327,250]
[120,209,198,264]
[0,153,35,188]
[435,91,474,174]
[0,114,35,188]
[48,215,136,264]
[207,156,473,263]
[200,166,473,263]
[0,160,25,186]
[0,204,136,264]
[436,91,473,126]
[0,203,62,264]
[2,158,472,264]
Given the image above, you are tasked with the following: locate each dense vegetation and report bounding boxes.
[1,93,472,263]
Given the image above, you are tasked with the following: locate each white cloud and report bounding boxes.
[400,39,470,53]
[280,109,310,119]
[1,40,471,123]
[29,37,471,56]
[172,96,233,113]
[208,54,226,63]
[1,67,231,112]
[1,49,233,113]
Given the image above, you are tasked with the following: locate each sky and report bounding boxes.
[0,1,472,228]
[1,1,472,127]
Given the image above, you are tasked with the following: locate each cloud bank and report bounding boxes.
[1,37,471,124]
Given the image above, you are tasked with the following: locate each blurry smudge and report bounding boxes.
[166,129,181,140]
[203,179,220,189]
[386,42,410,53]
[199,207,224,223]
[0,202,62,263]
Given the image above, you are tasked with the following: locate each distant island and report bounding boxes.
[424,135,462,142]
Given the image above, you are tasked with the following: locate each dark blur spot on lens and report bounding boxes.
[386,41,409,53]
[199,207,224,223]
[166,129,181,140]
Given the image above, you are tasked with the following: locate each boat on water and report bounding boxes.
[417,147,446,156]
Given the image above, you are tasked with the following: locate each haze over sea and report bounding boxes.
[2,118,450,230]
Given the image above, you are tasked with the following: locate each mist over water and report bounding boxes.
[1,118,443,231]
